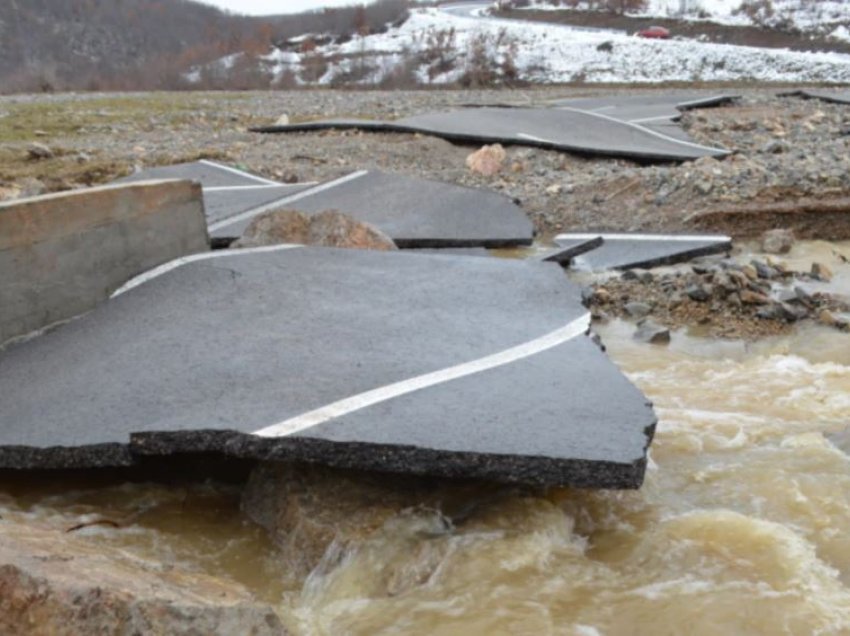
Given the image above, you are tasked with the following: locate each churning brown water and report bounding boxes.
[1,244,849,635]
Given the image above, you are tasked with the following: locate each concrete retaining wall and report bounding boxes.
[0,180,209,346]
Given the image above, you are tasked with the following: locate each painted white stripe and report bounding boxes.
[517,132,552,144]
[199,159,282,186]
[555,106,727,155]
[208,170,370,233]
[253,313,591,438]
[628,115,678,124]
[556,232,731,243]
[204,183,319,192]
[111,245,302,297]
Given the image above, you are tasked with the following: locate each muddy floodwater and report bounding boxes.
[2,245,850,635]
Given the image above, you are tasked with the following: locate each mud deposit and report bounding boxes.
[2,302,849,634]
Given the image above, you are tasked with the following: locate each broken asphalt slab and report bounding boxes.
[548,92,738,142]
[548,93,738,123]
[555,232,732,270]
[252,106,730,162]
[117,162,533,248]
[115,161,314,243]
[214,170,533,248]
[0,247,655,488]
[535,236,604,265]
[0,180,208,347]
[781,89,850,106]
[115,159,285,188]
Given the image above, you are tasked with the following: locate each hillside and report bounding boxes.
[205,4,850,88]
[0,0,255,91]
[0,0,413,93]
[515,0,850,37]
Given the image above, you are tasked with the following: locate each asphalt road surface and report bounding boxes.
[254,105,729,162]
[555,232,733,270]
[118,162,534,248]
[0,247,655,488]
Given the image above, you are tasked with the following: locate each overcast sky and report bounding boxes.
[196,0,363,15]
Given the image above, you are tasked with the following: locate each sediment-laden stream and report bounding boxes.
[1,245,849,635]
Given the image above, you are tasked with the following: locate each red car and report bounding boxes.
[638,26,671,39]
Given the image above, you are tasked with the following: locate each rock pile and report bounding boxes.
[587,257,849,340]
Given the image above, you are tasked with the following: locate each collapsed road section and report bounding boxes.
[782,89,850,106]
[555,232,733,270]
[548,93,739,143]
[115,160,314,245]
[0,180,209,347]
[117,162,534,248]
[0,247,655,488]
[253,98,731,162]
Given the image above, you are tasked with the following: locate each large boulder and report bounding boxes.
[232,209,397,251]
[465,144,506,177]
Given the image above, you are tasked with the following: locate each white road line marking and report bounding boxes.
[556,232,731,243]
[555,106,727,155]
[253,313,591,438]
[199,159,282,186]
[517,132,553,144]
[628,115,678,124]
[208,171,370,233]
[204,183,319,192]
[111,245,303,297]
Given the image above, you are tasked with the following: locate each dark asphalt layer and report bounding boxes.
[549,93,738,122]
[115,163,533,248]
[784,89,850,105]
[536,236,603,265]
[556,233,733,270]
[115,161,312,230]
[253,100,731,162]
[203,186,312,226]
[116,160,276,188]
[214,170,534,248]
[0,247,655,487]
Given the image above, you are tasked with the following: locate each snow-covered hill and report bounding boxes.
[230,4,850,87]
[521,0,850,37]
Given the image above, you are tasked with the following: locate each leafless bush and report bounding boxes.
[459,29,523,88]
[329,57,379,86]
[735,0,775,25]
[273,69,300,90]
[378,55,421,89]
[418,26,459,81]
[300,51,331,83]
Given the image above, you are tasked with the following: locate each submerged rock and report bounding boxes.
[0,516,285,635]
[811,262,834,282]
[232,209,397,251]
[241,463,505,587]
[760,228,795,254]
[633,320,671,345]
